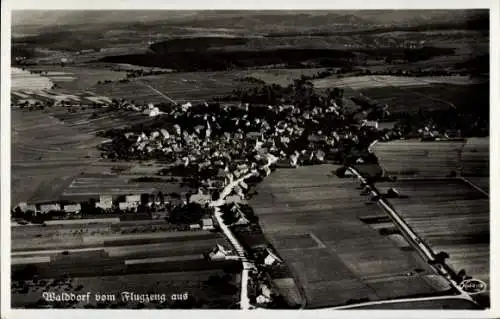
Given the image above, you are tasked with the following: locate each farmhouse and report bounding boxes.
[97,195,113,210]
[63,203,81,213]
[256,284,273,304]
[126,195,141,203]
[39,203,61,214]
[206,244,232,261]
[119,201,138,211]
[201,218,215,230]
[263,248,283,267]
[189,223,201,230]
[189,188,211,205]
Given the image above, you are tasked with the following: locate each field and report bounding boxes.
[11,105,195,205]
[372,138,489,187]
[11,109,105,205]
[90,70,262,104]
[312,75,481,90]
[12,67,53,91]
[377,178,489,303]
[250,165,456,309]
[25,65,127,91]
[357,82,489,114]
[244,68,328,86]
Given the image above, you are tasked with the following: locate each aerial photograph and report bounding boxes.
[10,10,489,310]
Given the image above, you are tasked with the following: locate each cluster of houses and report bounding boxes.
[103,96,391,186]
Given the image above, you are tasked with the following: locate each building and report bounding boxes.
[119,202,138,211]
[15,202,28,212]
[98,195,113,210]
[125,195,141,203]
[63,203,81,213]
[232,215,250,226]
[201,218,215,230]
[256,284,273,304]
[207,244,232,261]
[263,248,283,266]
[189,189,211,205]
[362,120,379,129]
[39,203,61,214]
[189,223,201,230]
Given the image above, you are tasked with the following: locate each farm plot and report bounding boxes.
[378,178,489,300]
[357,82,488,115]
[372,139,489,178]
[61,174,190,200]
[26,66,127,91]
[90,71,257,104]
[243,68,328,87]
[11,67,53,91]
[460,137,489,177]
[250,165,455,309]
[11,109,105,205]
[312,75,481,90]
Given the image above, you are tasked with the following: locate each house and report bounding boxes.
[362,120,379,129]
[15,202,28,212]
[160,129,170,140]
[207,244,232,261]
[126,195,141,203]
[189,223,201,230]
[232,215,250,226]
[97,195,113,210]
[39,203,61,214]
[150,131,160,140]
[201,218,215,230]
[119,201,138,211]
[189,188,212,205]
[263,248,283,266]
[246,132,261,140]
[256,284,273,304]
[63,203,81,213]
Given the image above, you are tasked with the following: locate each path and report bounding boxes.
[137,81,178,105]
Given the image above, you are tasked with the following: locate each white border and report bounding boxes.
[1,1,498,319]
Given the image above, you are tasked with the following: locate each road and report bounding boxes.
[209,155,278,310]
[347,167,478,306]
[137,81,178,105]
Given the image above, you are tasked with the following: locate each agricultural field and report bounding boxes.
[358,82,489,114]
[25,65,127,91]
[372,138,489,184]
[90,71,254,104]
[90,68,333,104]
[11,67,53,91]
[11,105,187,206]
[250,165,456,309]
[312,75,481,90]
[243,68,328,86]
[377,178,489,304]
[11,109,104,205]
[61,174,190,202]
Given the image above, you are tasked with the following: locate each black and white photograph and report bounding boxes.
[2,4,495,314]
